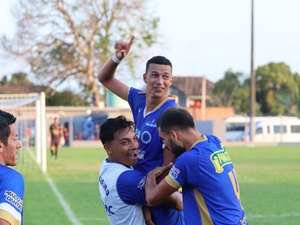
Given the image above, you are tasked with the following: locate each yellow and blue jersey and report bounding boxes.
[166,135,248,225]
[0,165,24,225]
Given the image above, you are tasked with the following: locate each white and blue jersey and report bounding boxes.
[128,87,177,175]
[99,159,146,225]
[99,159,184,225]
[0,165,24,225]
[165,135,248,225]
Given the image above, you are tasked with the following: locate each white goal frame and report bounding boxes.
[0,92,47,172]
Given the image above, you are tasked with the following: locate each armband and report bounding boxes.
[111,54,121,64]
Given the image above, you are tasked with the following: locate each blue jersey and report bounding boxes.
[128,87,177,174]
[165,135,248,225]
[0,165,24,225]
[117,170,185,225]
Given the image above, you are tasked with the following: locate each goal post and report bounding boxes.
[0,92,47,172]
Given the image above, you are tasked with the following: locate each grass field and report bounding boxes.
[16,145,300,225]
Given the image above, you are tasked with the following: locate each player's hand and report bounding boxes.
[114,35,135,60]
[148,162,173,180]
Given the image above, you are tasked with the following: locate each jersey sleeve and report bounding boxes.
[116,170,146,205]
[127,87,146,115]
[127,87,136,110]
[165,154,189,189]
[0,170,24,225]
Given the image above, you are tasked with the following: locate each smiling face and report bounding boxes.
[104,126,139,167]
[0,124,22,166]
[143,63,173,100]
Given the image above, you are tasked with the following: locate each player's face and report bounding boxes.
[159,129,185,158]
[106,127,139,167]
[0,124,22,166]
[144,63,172,99]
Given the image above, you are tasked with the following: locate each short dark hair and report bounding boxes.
[100,116,134,144]
[157,108,195,133]
[145,56,172,73]
[0,110,17,146]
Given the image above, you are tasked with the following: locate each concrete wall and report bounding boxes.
[195,120,226,142]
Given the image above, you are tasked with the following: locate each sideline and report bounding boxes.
[43,172,83,225]
[248,212,300,219]
[27,148,83,225]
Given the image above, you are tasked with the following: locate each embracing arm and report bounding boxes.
[155,146,176,183]
[145,164,181,209]
[162,191,183,210]
[97,36,135,101]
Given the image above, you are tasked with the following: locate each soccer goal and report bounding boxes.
[0,92,47,172]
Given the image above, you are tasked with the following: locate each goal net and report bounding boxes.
[0,92,47,172]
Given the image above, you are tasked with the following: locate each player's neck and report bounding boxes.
[184,130,203,150]
[146,96,168,113]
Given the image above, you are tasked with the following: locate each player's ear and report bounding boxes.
[103,144,112,155]
[169,78,173,86]
[0,142,3,153]
[143,73,147,83]
[170,130,177,139]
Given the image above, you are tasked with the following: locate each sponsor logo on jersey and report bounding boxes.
[146,119,156,128]
[4,190,23,211]
[135,128,141,139]
[137,177,146,189]
[210,147,232,173]
[99,176,110,196]
[169,165,180,180]
[105,204,115,216]
[137,150,145,160]
[141,131,152,144]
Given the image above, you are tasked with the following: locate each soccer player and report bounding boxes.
[0,110,24,225]
[145,108,248,225]
[49,117,63,160]
[98,116,183,225]
[97,35,177,174]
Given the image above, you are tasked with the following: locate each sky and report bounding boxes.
[0,0,300,83]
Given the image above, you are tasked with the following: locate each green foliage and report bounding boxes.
[0,75,8,85]
[4,72,35,86]
[256,62,299,115]
[46,90,90,106]
[0,72,46,94]
[0,72,90,106]
[213,62,300,116]
[212,69,250,114]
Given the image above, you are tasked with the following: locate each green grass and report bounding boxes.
[16,145,300,225]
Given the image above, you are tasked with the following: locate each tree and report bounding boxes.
[211,69,249,114]
[1,0,159,106]
[294,73,300,116]
[0,75,8,85]
[7,72,34,86]
[46,90,89,106]
[256,62,299,115]
[0,72,89,106]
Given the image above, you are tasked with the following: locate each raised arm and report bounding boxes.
[97,36,135,101]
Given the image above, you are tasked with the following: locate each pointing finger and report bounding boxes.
[128,35,135,47]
